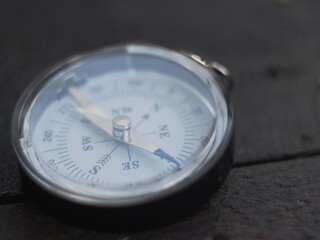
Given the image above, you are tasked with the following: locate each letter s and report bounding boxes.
[132,161,140,169]
[89,165,101,175]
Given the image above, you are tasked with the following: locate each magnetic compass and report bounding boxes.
[12,43,234,212]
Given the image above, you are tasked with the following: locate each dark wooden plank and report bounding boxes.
[222,1,320,165]
[213,155,320,239]
[1,0,320,199]
[1,156,319,240]
[0,200,218,240]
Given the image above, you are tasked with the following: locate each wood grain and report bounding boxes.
[213,156,320,239]
[0,0,320,238]
[1,156,319,240]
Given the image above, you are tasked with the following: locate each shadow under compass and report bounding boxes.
[20,139,232,232]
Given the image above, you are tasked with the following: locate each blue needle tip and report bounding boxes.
[154,148,180,169]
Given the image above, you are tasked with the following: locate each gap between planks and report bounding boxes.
[233,148,320,168]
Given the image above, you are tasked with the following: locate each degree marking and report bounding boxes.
[68,167,79,175]
[181,150,193,155]
[43,147,67,153]
[59,131,68,134]
[74,170,83,177]
[58,150,68,154]
[53,135,67,138]
[64,161,74,166]
[179,112,191,119]
[182,146,193,150]
[178,153,188,159]
[184,123,209,129]
[185,129,195,133]
[79,172,86,180]
[55,158,71,165]
[184,138,200,141]
[185,134,196,137]
[176,157,185,162]
[66,164,76,170]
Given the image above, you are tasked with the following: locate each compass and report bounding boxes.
[11,43,234,212]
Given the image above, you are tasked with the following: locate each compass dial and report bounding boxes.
[12,44,232,206]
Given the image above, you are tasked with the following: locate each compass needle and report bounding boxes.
[75,106,180,167]
[68,86,106,117]
[12,43,233,212]
[68,85,180,166]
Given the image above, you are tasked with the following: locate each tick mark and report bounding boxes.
[178,153,189,159]
[184,138,199,141]
[64,161,74,166]
[179,113,191,119]
[58,151,68,154]
[74,170,83,177]
[54,158,71,165]
[57,143,67,146]
[185,123,209,129]
[43,147,67,153]
[182,146,193,150]
[80,172,86,180]
[53,135,67,138]
[176,157,185,162]
[181,150,193,155]
[185,134,196,137]
[68,167,79,174]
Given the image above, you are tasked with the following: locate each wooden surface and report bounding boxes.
[1,0,320,239]
[2,156,320,239]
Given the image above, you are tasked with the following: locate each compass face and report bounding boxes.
[12,44,231,206]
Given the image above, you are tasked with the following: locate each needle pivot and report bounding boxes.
[112,115,132,142]
[69,86,180,168]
